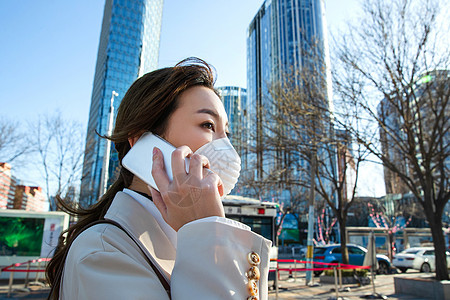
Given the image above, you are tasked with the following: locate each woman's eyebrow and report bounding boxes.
[196,108,219,119]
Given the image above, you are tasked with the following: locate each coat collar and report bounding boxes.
[104,191,176,279]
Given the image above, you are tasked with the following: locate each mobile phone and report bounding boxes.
[122,132,188,191]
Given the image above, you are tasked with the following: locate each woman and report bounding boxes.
[46,58,271,299]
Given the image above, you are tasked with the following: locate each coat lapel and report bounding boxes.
[104,192,176,280]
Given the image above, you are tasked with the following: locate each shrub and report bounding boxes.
[324,268,368,277]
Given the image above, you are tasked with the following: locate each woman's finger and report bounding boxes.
[202,167,213,179]
[189,154,210,179]
[203,171,225,198]
[151,147,170,192]
[171,146,192,179]
[201,173,225,217]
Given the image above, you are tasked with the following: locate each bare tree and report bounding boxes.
[315,129,370,265]
[29,112,86,211]
[0,118,30,163]
[237,40,370,263]
[333,0,450,279]
[236,101,311,218]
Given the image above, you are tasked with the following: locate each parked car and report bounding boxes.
[312,244,391,276]
[291,244,307,258]
[393,247,450,273]
[392,247,428,273]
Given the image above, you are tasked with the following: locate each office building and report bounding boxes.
[217,86,248,194]
[0,163,13,209]
[12,186,46,212]
[378,98,411,195]
[379,70,449,196]
[1,162,48,211]
[246,0,332,203]
[335,129,357,202]
[0,163,46,211]
[80,0,164,207]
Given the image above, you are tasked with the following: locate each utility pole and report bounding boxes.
[99,90,118,196]
[305,109,317,285]
[305,147,317,285]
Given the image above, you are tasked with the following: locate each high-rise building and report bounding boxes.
[1,163,47,211]
[246,0,332,203]
[378,98,411,195]
[12,186,46,212]
[379,70,449,195]
[217,86,248,194]
[335,129,357,202]
[0,163,13,209]
[80,0,164,207]
[0,162,19,209]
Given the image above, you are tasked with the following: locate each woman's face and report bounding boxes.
[162,86,229,152]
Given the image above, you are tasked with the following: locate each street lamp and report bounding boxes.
[99,91,118,196]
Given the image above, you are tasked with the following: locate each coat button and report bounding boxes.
[246,266,261,280]
[247,296,258,300]
[247,279,258,296]
[247,252,261,266]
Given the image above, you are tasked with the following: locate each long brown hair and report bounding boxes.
[46,58,217,298]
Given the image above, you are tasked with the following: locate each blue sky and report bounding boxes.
[1,0,382,195]
[0,0,359,126]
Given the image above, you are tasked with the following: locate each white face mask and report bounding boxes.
[194,137,241,196]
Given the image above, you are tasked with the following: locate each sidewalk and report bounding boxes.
[0,273,429,299]
[0,280,49,300]
[268,272,429,299]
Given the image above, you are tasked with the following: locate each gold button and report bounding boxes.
[246,266,261,280]
[247,296,258,300]
[247,252,261,266]
[247,279,258,296]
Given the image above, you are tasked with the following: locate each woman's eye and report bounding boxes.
[202,122,214,131]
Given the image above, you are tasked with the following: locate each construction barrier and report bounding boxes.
[269,259,371,272]
[2,258,373,298]
[1,258,51,297]
[268,259,373,299]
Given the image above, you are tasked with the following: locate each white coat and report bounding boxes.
[61,191,272,299]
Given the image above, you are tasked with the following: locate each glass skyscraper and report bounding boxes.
[217,86,248,194]
[80,0,163,207]
[246,0,332,203]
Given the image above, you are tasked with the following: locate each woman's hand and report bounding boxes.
[150,146,225,231]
